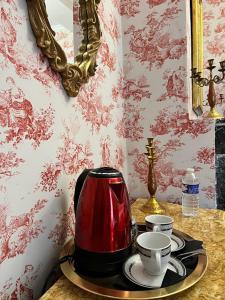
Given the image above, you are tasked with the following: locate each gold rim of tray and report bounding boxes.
[60,229,208,299]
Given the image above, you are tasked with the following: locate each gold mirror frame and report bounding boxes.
[26,0,102,97]
[191,0,204,116]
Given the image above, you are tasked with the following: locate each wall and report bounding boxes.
[120,0,224,208]
[0,0,224,298]
[203,0,225,109]
[0,1,126,298]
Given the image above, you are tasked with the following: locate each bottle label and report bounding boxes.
[182,184,199,194]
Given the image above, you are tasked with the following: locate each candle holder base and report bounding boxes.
[207,108,223,119]
[141,197,165,214]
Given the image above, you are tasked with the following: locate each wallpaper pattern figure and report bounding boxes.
[0,0,224,298]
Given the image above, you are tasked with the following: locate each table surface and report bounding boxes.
[41,199,225,300]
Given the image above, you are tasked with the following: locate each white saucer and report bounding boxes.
[123,254,186,288]
[171,234,185,252]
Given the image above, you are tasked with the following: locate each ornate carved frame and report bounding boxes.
[191,0,203,115]
[26,0,102,97]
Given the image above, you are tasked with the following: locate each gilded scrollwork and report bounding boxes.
[26,0,101,97]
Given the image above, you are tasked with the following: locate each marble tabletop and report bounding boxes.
[40,199,225,300]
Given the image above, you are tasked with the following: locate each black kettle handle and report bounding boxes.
[74,169,93,215]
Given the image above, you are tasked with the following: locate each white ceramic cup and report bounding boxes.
[145,215,174,236]
[136,232,171,275]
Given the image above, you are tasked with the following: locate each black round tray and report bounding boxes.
[60,224,208,299]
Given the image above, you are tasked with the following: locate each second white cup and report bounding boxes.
[145,214,174,236]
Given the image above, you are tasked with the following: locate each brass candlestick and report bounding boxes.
[141,138,165,214]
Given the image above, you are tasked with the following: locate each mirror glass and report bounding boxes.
[45,0,81,64]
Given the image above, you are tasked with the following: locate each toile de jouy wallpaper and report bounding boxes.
[122,0,225,206]
[0,0,224,299]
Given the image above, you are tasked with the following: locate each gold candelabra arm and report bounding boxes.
[218,60,225,81]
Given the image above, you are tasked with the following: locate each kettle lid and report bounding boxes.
[89,167,122,178]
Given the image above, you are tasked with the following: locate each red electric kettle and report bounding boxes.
[73,167,132,275]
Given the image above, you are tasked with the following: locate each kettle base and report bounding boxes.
[73,244,132,277]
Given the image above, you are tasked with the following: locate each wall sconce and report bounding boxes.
[191,59,225,119]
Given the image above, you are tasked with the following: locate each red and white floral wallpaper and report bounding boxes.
[0,0,224,298]
[121,0,224,207]
[0,0,126,298]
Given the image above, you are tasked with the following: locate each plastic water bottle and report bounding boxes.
[182,168,199,217]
